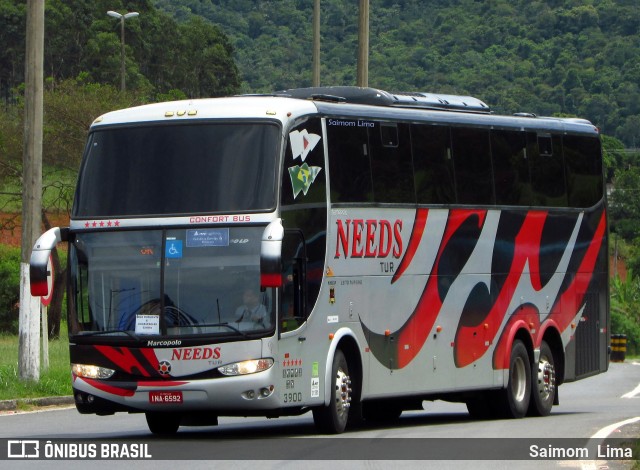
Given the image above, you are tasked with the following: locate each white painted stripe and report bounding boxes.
[580,417,640,470]
[622,383,640,399]
[590,416,640,440]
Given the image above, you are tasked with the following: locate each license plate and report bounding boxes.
[149,391,183,404]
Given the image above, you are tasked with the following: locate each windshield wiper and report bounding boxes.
[75,324,252,340]
[194,322,250,338]
[75,329,141,340]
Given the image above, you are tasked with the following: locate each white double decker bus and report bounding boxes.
[31,86,608,434]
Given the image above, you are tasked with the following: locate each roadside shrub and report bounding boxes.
[610,271,640,357]
[0,244,20,333]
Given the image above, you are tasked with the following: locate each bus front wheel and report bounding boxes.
[312,349,352,434]
[145,412,181,434]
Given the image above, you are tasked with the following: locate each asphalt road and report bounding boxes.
[1,361,638,469]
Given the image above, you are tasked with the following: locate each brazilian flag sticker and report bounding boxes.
[288,163,322,199]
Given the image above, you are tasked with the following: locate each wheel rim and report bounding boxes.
[512,356,527,402]
[334,367,352,421]
[536,356,556,402]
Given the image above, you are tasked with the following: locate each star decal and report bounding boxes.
[83,220,121,228]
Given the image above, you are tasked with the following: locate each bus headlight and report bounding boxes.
[218,358,274,376]
[72,363,115,379]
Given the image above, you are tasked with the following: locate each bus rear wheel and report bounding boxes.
[497,339,531,418]
[528,340,556,416]
[145,412,181,434]
[312,349,352,434]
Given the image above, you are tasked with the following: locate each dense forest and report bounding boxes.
[3,1,640,147]
[154,0,640,148]
[0,0,240,102]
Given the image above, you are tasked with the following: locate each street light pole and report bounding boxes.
[107,10,139,92]
[357,0,369,87]
[312,0,320,87]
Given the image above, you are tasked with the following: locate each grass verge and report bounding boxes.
[0,333,72,401]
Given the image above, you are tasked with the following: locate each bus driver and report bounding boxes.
[234,288,268,328]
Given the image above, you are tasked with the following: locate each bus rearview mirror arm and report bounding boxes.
[30,226,68,297]
[260,218,284,289]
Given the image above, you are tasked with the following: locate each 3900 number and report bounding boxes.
[283,392,302,403]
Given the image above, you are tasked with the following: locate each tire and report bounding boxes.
[145,412,181,435]
[312,349,352,434]
[497,339,531,418]
[528,340,556,416]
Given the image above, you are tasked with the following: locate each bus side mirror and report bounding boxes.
[30,227,67,296]
[260,219,284,288]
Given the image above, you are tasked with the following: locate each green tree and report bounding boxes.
[150,0,640,147]
[173,16,240,97]
[616,115,640,149]
[1,77,147,336]
[601,134,625,182]
[0,0,25,102]
[1,0,241,101]
[0,244,20,333]
[610,167,640,242]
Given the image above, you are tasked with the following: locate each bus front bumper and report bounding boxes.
[72,366,282,414]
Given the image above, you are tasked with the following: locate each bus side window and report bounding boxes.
[412,124,456,205]
[451,126,494,205]
[491,129,532,206]
[529,133,568,207]
[369,122,415,203]
[326,123,372,203]
[563,135,603,208]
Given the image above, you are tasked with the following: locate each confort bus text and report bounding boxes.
[189,215,252,223]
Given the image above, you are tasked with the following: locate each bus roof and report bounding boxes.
[274,86,491,113]
[90,86,599,136]
[90,95,319,127]
[312,100,599,135]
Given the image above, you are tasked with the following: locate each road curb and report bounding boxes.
[0,396,74,411]
[0,399,17,411]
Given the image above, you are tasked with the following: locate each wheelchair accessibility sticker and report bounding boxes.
[165,239,183,258]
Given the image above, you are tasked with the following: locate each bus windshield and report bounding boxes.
[73,122,280,217]
[68,227,275,339]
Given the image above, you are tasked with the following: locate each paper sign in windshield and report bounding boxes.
[187,228,229,247]
[135,314,160,335]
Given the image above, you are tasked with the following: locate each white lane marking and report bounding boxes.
[622,383,640,399]
[590,416,640,439]
[579,417,640,470]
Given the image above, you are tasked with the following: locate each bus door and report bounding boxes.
[278,230,313,406]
